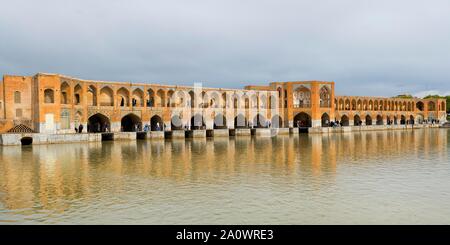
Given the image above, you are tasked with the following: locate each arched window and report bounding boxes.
[319,86,331,108]
[44,89,55,103]
[14,91,21,104]
[293,86,311,108]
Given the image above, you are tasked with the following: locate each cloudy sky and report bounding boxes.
[1,0,450,97]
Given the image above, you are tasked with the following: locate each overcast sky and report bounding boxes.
[1,0,450,97]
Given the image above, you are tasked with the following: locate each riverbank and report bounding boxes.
[0,124,442,146]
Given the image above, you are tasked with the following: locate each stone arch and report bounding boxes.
[234,114,248,128]
[409,115,415,124]
[416,114,424,124]
[117,87,130,107]
[393,115,398,125]
[174,90,187,108]
[400,115,406,124]
[338,99,344,110]
[242,95,250,109]
[221,92,227,108]
[416,101,424,111]
[427,101,436,111]
[189,91,196,108]
[376,115,383,125]
[251,94,258,108]
[294,112,311,127]
[214,113,227,129]
[354,114,361,126]
[210,92,220,108]
[293,86,311,108]
[269,95,277,109]
[259,95,267,109]
[74,84,82,105]
[369,100,373,110]
[87,85,97,106]
[44,89,55,103]
[167,90,175,107]
[156,89,166,107]
[271,115,283,128]
[20,137,33,146]
[232,94,240,109]
[357,99,362,110]
[345,99,351,110]
[150,115,164,131]
[60,82,70,104]
[253,113,267,128]
[121,113,142,132]
[171,114,183,130]
[365,115,373,125]
[132,88,144,107]
[341,115,349,126]
[351,99,356,110]
[88,113,110,133]
[319,86,331,108]
[321,113,330,127]
[99,86,114,106]
[191,113,205,129]
[147,88,155,107]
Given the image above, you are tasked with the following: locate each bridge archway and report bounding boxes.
[214,113,227,129]
[341,115,349,126]
[271,115,283,128]
[88,113,110,133]
[376,115,383,125]
[234,114,248,128]
[354,115,361,126]
[294,112,311,127]
[191,114,205,130]
[150,115,163,131]
[400,115,406,125]
[253,114,266,128]
[171,115,183,130]
[321,113,330,127]
[121,113,142,132]
[365,115,372,125]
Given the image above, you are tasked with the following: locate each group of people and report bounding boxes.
[74,124,84,133]
[142,122,163,132]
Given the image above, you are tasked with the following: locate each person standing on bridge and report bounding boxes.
[78,124,84,133]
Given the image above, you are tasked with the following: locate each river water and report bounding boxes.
[0,129,449,224]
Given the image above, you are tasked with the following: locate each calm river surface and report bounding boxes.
[0,129,449,224]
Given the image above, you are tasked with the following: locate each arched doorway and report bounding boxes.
[366,115,372,125]
[234,114,248,128]
[409,115,415,125]
[321,113,330,127]
[341,115,349,126]
[376,115,383,125]
[294,112,311,127]
[354,115,361,126]
[191,114,205,130]
[416,114,424,124]
[21,137,33,146]
[214,114,227,129]
[253,114,266,128]
[393,116,398,125]
[400,115,406,125]
[121,113,142,132]
[271,115,283,128]
[150,115,163,131]
[171,115,183,130]
[88,113,110,133]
